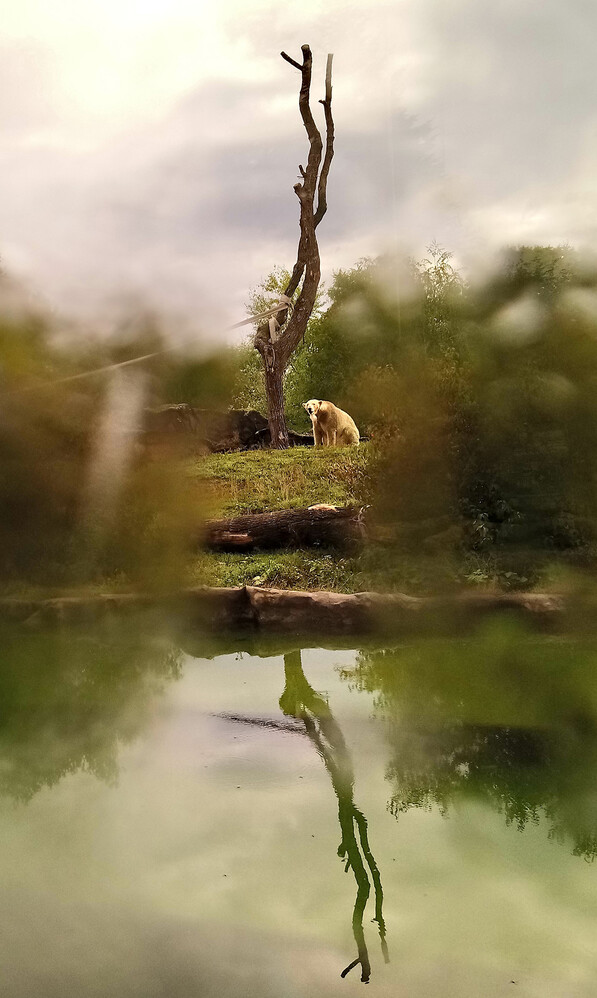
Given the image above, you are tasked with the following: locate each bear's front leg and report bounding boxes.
[314,425,325,447]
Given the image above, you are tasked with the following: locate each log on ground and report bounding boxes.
[201,505,365,551]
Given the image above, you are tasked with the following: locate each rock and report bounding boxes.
[142,406,269,453]
[245,586,372,635]
[0,586,570,641]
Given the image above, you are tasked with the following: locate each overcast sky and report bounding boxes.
[1,0,597,341]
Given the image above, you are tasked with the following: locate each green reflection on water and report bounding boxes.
[343,621,597,860]
[0,617,181,800]
[1,616,597,993]
[280,650,389,982]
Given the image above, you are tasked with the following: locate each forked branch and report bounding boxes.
[314,54,334,227]
[278,47,334,365]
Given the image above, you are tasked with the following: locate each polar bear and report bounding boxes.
[303,399,360,447]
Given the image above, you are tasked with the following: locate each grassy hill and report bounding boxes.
[190,445,370,517]
[188,445,373,592]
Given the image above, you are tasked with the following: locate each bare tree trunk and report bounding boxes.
[254,46,335,449]
[262,341,288,449]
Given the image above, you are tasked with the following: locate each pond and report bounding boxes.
[1,617,597,996]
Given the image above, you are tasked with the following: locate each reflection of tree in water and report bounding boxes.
[0,618,181,801]
[344,639,597,861]
[386,721,597,859]
[279,651,389,983]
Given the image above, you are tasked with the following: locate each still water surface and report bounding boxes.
[1,619,596,996]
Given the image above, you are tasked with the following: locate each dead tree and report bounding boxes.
[254,45,335,449]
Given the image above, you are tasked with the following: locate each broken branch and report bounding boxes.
[281,51,302,70]
[314,53,334,227]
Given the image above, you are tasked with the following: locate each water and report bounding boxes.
[1,618,597,996]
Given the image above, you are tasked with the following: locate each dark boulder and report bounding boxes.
[142,405,270,453]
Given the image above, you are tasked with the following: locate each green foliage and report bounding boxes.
[0,616,180,800]
[161,350,239,409]
[306,244,597,586]
[344,623,597,859]
[0,308,202,590]
[455,245,597,578]
[232,266,329,428]
[229,340,267,413]
[245,265,328,326]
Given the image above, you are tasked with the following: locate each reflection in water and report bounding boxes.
[384,720,597,860]
[4,616,597,995]
[344,628,597,860]
[0,619,392,983]
[280,651,389,983]
[0,619,181,801]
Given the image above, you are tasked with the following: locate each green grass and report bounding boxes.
[190,445,371,517]
[189,550,363,592]
[188,547,485,594]
[187,445,486,594]
[186,445,373,592]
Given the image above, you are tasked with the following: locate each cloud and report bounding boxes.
[1,0,597,337]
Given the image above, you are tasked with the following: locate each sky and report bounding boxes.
[1,0,597,341]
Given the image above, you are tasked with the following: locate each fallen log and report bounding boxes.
[201,505,366,551]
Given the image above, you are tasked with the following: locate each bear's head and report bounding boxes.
[303,399,322,418]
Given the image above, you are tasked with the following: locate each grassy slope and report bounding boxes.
[188,446,372,592]
[191,446,370,516]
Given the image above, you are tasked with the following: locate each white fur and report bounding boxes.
[303,399,360,447]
